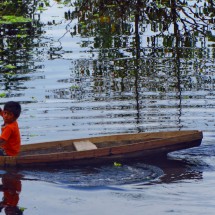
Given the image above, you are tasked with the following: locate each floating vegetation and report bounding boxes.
[4,71,16,76]
[19,207,27,212]
[0,93,6,98]
[37,6,47,11]
[0,15,32,25]
[114,162,122,167]
[31,96,38,101]
[4,64,17,69]
[17,34,28,38]
[70,85,79,89]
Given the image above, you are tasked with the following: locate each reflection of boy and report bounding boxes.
[0,172,22,215]
[0,101,21,156]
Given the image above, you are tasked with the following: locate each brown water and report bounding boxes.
[0,0,215,214]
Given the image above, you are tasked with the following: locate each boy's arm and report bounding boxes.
[0,138,5,146]
[0,108,2,117]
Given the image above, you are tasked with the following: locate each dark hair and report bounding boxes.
[4,101,21,119]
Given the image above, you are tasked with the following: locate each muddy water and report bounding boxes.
[0,0,215,214]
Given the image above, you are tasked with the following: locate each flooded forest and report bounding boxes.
[0,1,215,143]
[0,1,215,214]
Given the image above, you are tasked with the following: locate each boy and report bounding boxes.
[0,101,21,156]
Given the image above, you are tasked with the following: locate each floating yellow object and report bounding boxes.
[114,162,122,167]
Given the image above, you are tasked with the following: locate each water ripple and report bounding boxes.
[22,163,164,189]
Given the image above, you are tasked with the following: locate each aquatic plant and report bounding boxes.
[4,64,17,69]
[0,15,32,24]
[114,162,122,167]
[0,93,6,98]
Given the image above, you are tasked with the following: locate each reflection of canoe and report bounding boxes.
[0,130,203,167]
[143,156,203,184]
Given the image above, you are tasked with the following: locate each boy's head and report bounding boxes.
[4,101,21,119]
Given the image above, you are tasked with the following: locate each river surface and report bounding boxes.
[0,0,215,214]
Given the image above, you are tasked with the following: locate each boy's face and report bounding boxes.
[2,111,15,124]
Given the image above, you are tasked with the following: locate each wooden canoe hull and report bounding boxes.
[0,130,203,167]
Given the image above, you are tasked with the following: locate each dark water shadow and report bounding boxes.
[4,151,203,191]
[0,155,203,215]
[17,162,163,191]
[140,156,203,185]
[0,158,204,215]
[0,145,207,193]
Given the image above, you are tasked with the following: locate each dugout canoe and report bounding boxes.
[0,130,203,167]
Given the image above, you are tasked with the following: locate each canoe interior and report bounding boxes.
[19,138,160,156]
[19,130,202,156]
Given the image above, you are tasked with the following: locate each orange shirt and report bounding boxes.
[1,121,21,156]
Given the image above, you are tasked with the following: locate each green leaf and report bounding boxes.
[4,64,17,69]
[0,16,32,24]
[70,85,79,89]
[17,34,28,38]
[114,162,122,167]
[38,6,47,11]
[0,93,6,98]
[19,207,27,212]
